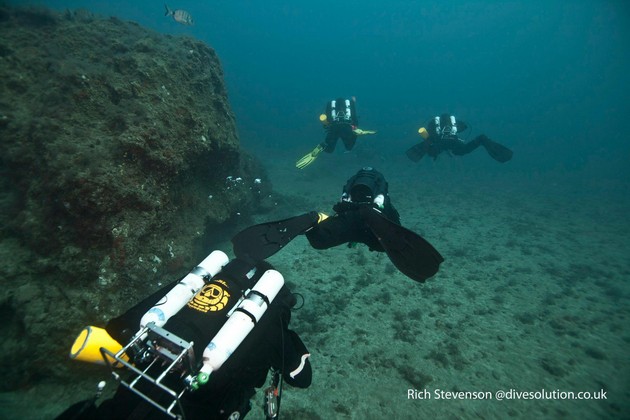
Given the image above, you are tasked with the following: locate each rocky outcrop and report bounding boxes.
[0,5,271,390]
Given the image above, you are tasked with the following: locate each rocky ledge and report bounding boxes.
[0,5,272,389]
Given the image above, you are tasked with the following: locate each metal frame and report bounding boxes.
[100,323,196,420]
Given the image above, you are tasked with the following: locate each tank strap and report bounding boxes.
[235,307,257,324]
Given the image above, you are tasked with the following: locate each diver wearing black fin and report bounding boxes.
[232,211,320,262]
[359,206,443,282]
[406,113,513,163]
[305,167,442,282]
[305,167,400,252]
[234,168,443,282]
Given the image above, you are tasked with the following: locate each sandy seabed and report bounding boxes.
[2,148,628,420]
[250,148,629,420]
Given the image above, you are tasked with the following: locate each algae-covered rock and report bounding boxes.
[0,5,272,390]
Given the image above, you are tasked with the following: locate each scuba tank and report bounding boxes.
[139,250,229,331]
[329,99,352,122]
[195,269,285,386]
[343,167,387,205]
[435,115,458,137]
[448,115,458,135]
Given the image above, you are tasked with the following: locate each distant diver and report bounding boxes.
[406,113,513,163]
[296,97,377,169]
[164,4,194,26]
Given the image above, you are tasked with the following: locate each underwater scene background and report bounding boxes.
[1,1,628,419]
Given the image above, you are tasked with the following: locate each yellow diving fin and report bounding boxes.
[296,144,324,169]
[353,128,377,135]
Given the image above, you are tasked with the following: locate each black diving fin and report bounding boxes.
[405,143,427,162]
[482,136,513,163]
[360,206,444,282]
[232,211,320,262]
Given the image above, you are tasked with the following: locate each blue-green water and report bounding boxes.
[2,1,629,419]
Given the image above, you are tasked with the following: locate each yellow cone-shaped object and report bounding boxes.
[418,127,429,139]
[69,326,127,366]
[319,114,329,125]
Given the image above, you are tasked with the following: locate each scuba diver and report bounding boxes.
[305,167,400,252]
[233,168,444,283]
[406,113,513,163]
[296,97,377,169]
[58,254,312,420]
[59,176,442,419]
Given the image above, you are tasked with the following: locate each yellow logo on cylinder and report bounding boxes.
[188,279,231,313]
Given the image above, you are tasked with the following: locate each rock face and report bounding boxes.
[0,5,271,390]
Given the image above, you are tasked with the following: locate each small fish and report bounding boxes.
[164,4,194,26]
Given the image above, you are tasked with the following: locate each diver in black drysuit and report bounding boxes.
[406,113,513,163]
[56,259,311,420]
[321,97,360,153]
[305,167,400,251]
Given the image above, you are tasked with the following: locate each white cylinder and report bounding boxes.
[199,269,284,376]
[140,250,229,329]
[449,115,457,134]
[344,99,351,120]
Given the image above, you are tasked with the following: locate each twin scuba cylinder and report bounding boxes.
[70,249,285,391]
[434,115,458,137]
[139,249,285,388]
[320,98,353,126]
[330,99,352,122]
[418,115,457,140]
